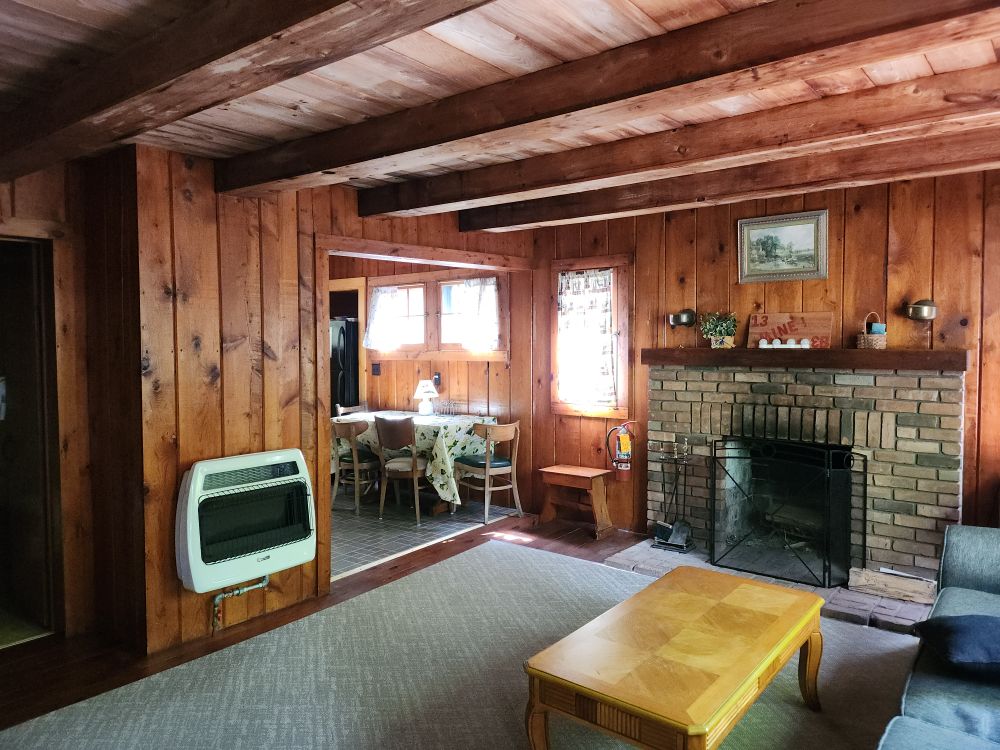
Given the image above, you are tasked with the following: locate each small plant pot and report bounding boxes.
[710,336,735,349]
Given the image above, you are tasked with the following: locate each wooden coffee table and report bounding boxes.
[524,566,824,749]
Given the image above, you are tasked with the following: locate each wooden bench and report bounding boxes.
[537,465,613,540]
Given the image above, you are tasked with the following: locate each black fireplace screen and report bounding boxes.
[709,438,866,587]
[199,480,312,564]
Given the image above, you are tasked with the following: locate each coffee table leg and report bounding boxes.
[526,677,549,749]
[798,627,823,711]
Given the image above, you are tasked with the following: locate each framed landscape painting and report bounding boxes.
[737,209,828,284]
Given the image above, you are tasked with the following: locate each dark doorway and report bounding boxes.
[330,290,361,411]
[0,239,61,648]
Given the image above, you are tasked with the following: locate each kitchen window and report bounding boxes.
[439,277,500,352]
[364,271,508,361]
[362,283,425,351]
[550,255,630,418]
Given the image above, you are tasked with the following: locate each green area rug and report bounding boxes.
[0,542,917,749]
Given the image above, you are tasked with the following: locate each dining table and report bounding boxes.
[330,410,497,507]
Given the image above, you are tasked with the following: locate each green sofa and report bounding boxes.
[879,525,1000,749]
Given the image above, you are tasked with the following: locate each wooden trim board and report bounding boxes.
[318,234,532,271]
[640,347,970,371]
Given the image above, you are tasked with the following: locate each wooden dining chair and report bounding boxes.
[336,401,369,416]
[332,419,379,515]
[374,415,428,525]
[454,421,523,524]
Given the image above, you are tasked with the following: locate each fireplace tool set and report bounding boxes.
[654,438,696,553]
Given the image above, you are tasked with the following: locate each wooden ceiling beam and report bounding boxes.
[216,0,1000,195]
[316,234,533,271]
[457,125,1000,231]
[358,64,1000,216]
[0,0,490,182]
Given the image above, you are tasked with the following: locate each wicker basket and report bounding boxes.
[857,312,887,350]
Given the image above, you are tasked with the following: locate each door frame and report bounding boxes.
[328,277,367,405]
[0,237,63,635]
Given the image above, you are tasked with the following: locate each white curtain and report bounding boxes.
[451,277,500,352]
[363,285,406,350]
[555,269,618,407]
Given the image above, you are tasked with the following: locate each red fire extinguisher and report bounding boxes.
[606,421,638,481]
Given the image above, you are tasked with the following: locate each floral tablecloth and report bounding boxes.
[331,411,496,506]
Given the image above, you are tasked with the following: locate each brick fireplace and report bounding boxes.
[642,348,969,580]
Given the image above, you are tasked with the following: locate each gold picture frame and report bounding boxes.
[738,209,828,284]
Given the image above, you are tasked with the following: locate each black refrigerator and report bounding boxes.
[330,317,360,409]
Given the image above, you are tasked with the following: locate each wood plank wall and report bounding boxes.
[331,175,1000,532]
[81,146,332,653]
[625,177,999,528]
[0,164,95,636]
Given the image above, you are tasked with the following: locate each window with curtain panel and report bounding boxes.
[364,272,508,360]
[439,276,500,353]
[551,256,630,418]
[362,284,425,351]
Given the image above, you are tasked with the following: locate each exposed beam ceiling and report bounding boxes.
[357,64,1000,216]
[0,0,490,181]
[216,0,1000,195]
[317,234,532,271]
[457,125,1000,230]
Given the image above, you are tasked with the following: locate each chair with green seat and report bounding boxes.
[332,419,379,514]
[454,421,523,524]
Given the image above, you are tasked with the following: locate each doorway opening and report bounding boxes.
[0,238,61,649]
[327,275,518,581]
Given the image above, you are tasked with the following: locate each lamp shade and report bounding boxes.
[413,380,439,400]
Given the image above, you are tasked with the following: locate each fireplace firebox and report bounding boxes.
[709,438,866,587]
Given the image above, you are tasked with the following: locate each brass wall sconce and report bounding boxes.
[903,299,937,321]
[668,309,696,329]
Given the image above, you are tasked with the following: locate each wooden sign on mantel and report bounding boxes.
[747,312,834,348]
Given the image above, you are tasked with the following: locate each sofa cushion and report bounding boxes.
[932,587,1000,619]
[914,615,1000,675]
[879,716,1000,750]
[903,587,1000,742]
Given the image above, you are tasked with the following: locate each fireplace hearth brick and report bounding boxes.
[647,364,965,579]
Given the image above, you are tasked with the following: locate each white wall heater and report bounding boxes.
[176,448,316,593]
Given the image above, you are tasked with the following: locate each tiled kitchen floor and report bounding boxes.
[330,482,519,578]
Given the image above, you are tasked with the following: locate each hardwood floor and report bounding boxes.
[0,516,643,731]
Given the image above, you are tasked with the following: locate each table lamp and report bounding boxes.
[413,379,439,415]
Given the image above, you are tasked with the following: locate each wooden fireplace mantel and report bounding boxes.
[639,347,970,371]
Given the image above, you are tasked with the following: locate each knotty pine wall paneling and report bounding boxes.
[1,164,96,637]
[83,145,331,654]
[646,178,998,528]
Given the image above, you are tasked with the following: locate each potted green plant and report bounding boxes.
[699,311,737,349]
